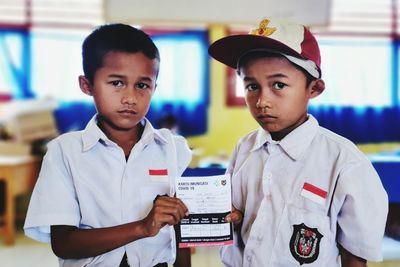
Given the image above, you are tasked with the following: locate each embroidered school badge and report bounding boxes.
[289,223,323,265]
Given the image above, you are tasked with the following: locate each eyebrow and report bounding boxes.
[107,74,155,82]
[139,76,155,82]
[267,73,288,79]
[242,73,288,81]
[107,74,125,79]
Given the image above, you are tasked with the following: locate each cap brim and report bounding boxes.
[208,34,303,69]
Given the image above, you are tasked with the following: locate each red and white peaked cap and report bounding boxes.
[209,18,322,78]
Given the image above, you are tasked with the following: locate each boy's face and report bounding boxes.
[80,51,159,133]
[239,55,320,140]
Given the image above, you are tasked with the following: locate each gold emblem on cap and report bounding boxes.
[249,19,276,37]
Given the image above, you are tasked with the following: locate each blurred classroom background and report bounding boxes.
[1,0,400,266]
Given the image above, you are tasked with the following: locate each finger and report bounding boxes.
[225,207,243,224]
[230,211,242,224]
[156,196,186,207]
[225,213,239,223]
[154,213,181,226]
[155,197,189,217]
[153,205,187,224]
[156,201,188,219]
[147,212,175,233]
[225,214,232,223]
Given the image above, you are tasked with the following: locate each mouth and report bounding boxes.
[118,109,137,116]
[257,114,277,123]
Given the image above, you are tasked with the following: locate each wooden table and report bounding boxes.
[0,155,41,245]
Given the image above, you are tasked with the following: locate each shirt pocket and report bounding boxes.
[270,203,333,267]
[139,180,170,218]
[139,181,172,247]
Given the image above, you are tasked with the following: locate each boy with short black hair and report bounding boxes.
[209,18,388,266]
[24,23,192,267]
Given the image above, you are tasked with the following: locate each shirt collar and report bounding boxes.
[251,114,319,160]
[81,115,167,152]
[251,128,273,152]
[279,114,319,160]
[140,118,168,146]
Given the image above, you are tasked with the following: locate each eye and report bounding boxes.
[109,80,124,88]
[136,82,150,90]
[272,82,286,90]
[245,83,259,92]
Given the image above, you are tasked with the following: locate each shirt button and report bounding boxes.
[247,255,252,262]
[264,172,272,179]
[257,235,263,241]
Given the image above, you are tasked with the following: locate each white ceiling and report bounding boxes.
[104,0,331,27]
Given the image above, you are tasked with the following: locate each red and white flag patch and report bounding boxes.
[300,182,327,205]
[148,169,169,182]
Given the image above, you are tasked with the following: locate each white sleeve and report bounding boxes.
[336,158,388,261]
[24,139,81,243]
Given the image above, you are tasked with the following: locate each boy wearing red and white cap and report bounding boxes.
[209,18,388,267]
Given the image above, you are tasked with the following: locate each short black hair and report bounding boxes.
[82,23,160,84]
[237,51,315,86]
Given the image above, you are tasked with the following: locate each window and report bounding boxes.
[31,28,92,101]
[151,32,208,108]
[227,68,245,106]
[0,0,103,101]
[0,31,27,97]
[147,30,209,135]
[312,36,392,107]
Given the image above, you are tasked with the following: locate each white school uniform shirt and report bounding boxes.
[24,115,192,267]
[220,114,388,267]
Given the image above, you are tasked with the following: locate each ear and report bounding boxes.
[79,75,93,96]
[309,79,325,99]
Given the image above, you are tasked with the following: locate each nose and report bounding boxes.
[121,89,137,106]
[256,89,272,109]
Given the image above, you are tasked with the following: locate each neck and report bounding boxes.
[270,114,309,141]
[98,120,144,157]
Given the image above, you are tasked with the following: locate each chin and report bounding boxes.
[260,124,280,133]
[110,121,139,131]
